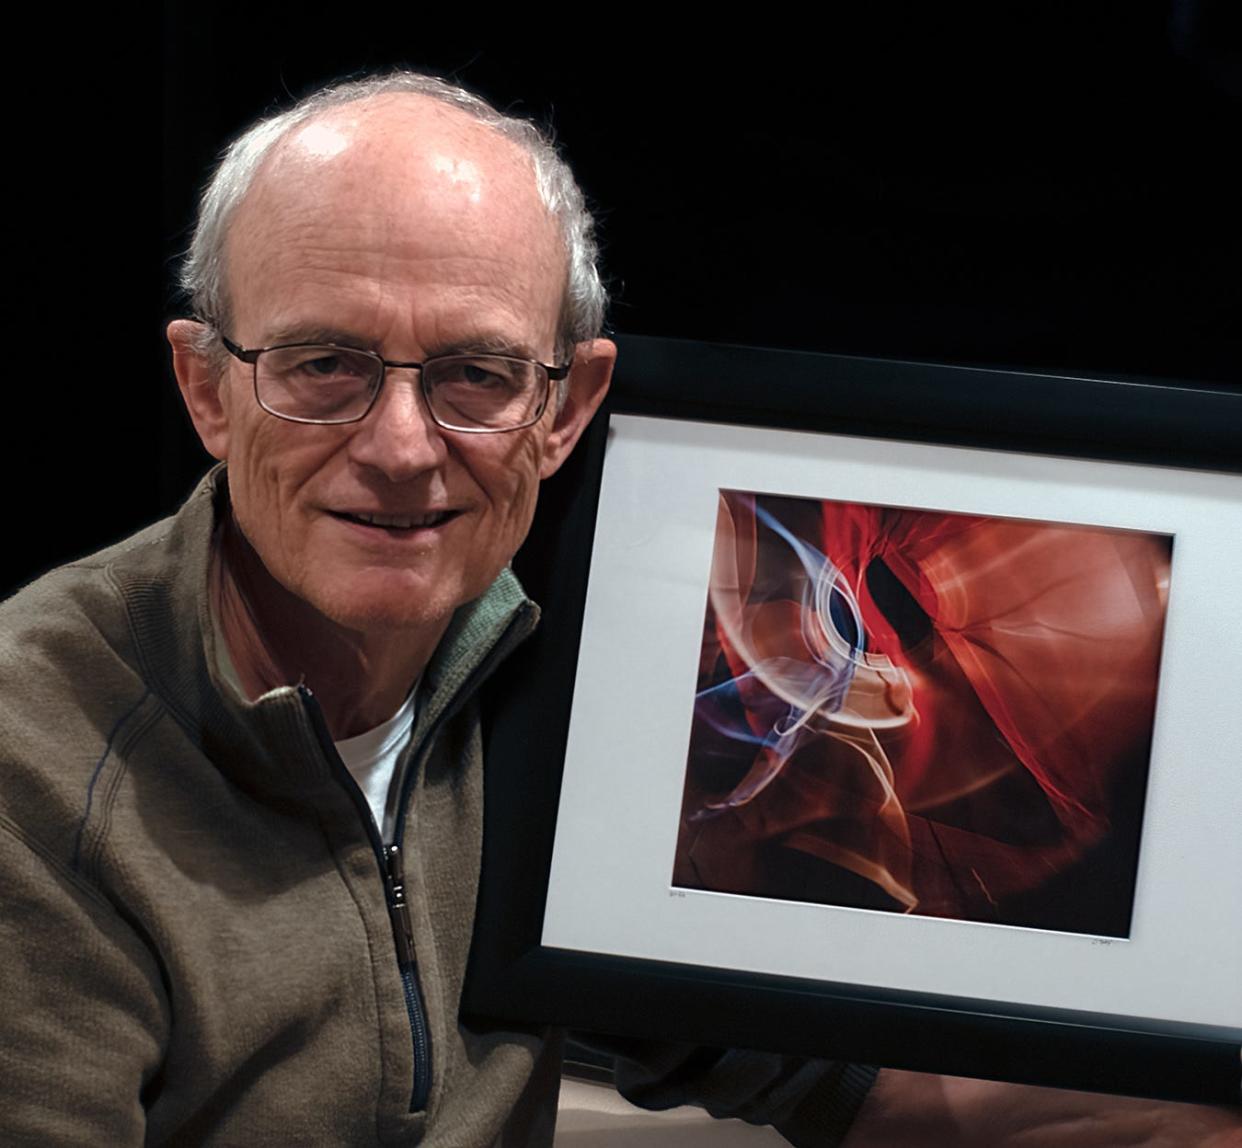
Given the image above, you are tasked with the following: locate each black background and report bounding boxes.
[9,2,1239,595]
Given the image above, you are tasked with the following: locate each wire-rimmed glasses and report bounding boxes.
[220,335,570,433]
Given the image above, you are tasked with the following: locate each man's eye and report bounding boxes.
[301,355,343,377]
[277,350,370,382]
[459,361,509,388]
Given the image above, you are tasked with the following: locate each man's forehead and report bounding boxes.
[222,94,566,327]
[247,94,547,229]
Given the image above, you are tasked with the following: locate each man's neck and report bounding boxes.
[210,517,447,740]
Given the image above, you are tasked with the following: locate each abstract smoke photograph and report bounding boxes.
[673,489,1173,937]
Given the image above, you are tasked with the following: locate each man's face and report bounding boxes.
[177,98,610,637]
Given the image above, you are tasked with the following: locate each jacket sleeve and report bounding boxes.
[0,819,167,1147]
[583,1034,878,1147]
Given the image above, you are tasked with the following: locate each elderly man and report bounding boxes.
[2,72,1236,1147]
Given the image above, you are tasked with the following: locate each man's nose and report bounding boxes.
[347,369,448,480]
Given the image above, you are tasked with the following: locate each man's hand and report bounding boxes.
[843,1069,1241,1147]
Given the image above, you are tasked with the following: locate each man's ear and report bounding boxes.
[539,338,616,480]
[168,319,231,461]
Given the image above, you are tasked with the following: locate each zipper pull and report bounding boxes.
[385,844,415,967]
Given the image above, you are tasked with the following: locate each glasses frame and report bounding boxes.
[219,333,571,434]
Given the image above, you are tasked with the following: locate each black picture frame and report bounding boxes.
[464,334,1242,1106]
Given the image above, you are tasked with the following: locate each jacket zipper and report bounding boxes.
[384,842,432,1109]
[295,605,532,1115]
[298,684,434,1113]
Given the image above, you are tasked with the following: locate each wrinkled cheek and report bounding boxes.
[490,440,545,550]
[507,461,546,538]
[226,425,303,574]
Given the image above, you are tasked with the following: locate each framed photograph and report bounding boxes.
[465,335,1242,1104]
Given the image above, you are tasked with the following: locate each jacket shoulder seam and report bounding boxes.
[70,688,166,881]
[1,812,119,918]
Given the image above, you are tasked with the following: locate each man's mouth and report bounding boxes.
[333,510,456,531]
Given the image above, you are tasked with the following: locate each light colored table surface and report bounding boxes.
[555,1078,786,1145]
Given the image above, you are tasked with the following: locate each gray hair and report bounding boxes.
[180,71,607,367]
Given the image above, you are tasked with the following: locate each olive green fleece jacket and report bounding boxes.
[0,469,875,1146]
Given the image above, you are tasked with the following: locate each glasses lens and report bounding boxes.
[424,355,546,430]
[255,345,380,423]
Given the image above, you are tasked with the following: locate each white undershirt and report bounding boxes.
[334,691,418,843]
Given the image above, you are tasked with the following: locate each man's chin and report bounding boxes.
[307,577,475,638]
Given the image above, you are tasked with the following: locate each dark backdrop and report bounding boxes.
[8,3,1239,595]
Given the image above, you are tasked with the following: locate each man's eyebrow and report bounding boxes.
[260,325,375,348]
[256,328,543,359]
[427,335,541,359]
